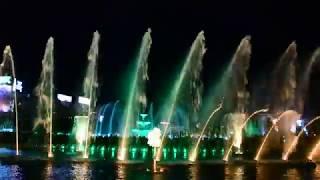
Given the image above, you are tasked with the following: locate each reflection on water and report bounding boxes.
[0,164,22,179]
[44,161,53,179]
[189,164,199,180]
[0,161,320,179]
[71,162,91,180]
[116,164,127,179]
[225,165,245,180]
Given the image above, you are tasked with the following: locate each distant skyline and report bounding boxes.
[0,1,320,116]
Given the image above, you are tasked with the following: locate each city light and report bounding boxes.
[57,94,72,102]
[78,96,90,105]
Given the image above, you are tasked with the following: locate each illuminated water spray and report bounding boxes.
[82,31,100,158]
[34,38,54,158]
[0,46,19,155]
[282,116,320,160]
[254,110,297,161]
[147,128,161,172]
[308,138,320,160]
[156,31,206,161]
[223,109,268,161]
[109,100,120,135]
[297,48,320,113]
[255,42,298,161]
[189,102,223,162]
[118,28,152,160]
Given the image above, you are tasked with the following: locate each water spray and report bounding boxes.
[223,108,268,161]
[255,110,296,161]
[189,101,223,162]
[282,116,320,160]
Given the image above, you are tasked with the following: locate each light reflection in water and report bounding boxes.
[313,165,320,179]
[116,164,127,179]
[285,168,300,180]
[44,161,53,179]
[225,165,245,180]
[71,162,91,180]
[189,164,199,180]
[0,165,22,179]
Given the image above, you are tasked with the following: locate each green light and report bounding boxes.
[131,147,137,159]
[212,149,216,156]
[183,148,187,159]
[202,149,207,158]
[100,146,105,157]
[173,148,177,159]
[119,29,152,161]
[111,147,115,158]
[221,149,224,155]
[71,145,75,152]
[90,145,95,155]
[141,148,147,159]
[61,145,65,152]
[163,148,167,160]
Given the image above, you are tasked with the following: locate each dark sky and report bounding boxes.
[1,1,320,113]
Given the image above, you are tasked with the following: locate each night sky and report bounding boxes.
[1,1,320,116]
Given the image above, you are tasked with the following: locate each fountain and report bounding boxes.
[34,37,55,158]
[282,116,320,160]
[109,100,120,135]
[1,30,320,167]
[155,31,206,161]
[255,42,299,161]
[223,109,268,161]
[95,103,112,136]
[82,31,100,158]
[189,102,223,162]
[0,46,19,156]
[308,138,320,160]
[254,110,300,161]
[118,28,152,160]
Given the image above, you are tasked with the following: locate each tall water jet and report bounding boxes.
[218,36,251,156]
[296,48,320,113]
[189,102,222,162]
[34,38,54,158]
[282,116,320,160]
[0,46,19,155]
[270,42,297,114]
[82,31,100,158]
[155,31,206,161]
[223,108,268,161]
[118,28,152,160]
[255,42,298,161]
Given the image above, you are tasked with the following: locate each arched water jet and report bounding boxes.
[109,100,119,135]
[118,29,152,160]
[34,37,54,158]
[83,31,100,158]
[0,46,19,155]
[308,139,320,160]
[155,31,206,161]
[223,108,268,161]
[188,102,223,162]
[282,116,320,160]
[254,110,298,161]
[95,103,112,136]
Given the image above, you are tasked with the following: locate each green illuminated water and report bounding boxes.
[118,28,152,160]
[156,31,206,160]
